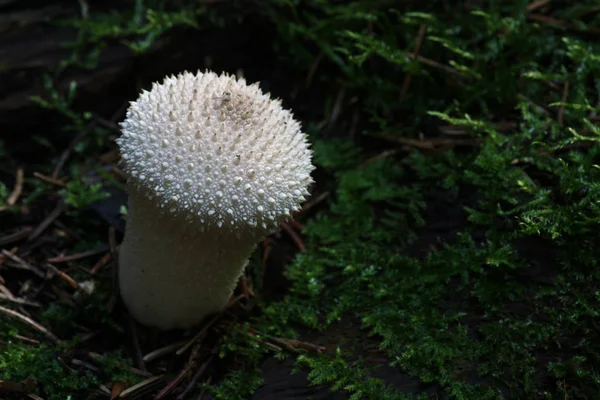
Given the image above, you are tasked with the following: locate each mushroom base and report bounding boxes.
[118,188,257,330]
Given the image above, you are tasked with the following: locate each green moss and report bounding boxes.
[0,342,99,400]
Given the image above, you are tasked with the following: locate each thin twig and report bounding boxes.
[0,293,42,308]
[118,375,164,398]
[304,52,324,89]
[0,305,60,343]
[47,245,109,263]
[44,263,79,289]
[28,201,67,242]
[407,52,462,76]
[261,237,273,279]
[378,134,482,149]
[92,114,120,131]
[52,131,87,179]
[1,249,46,278]
[281,222,306,252]
[88,352,152,378]
[327,87,345,130]
[517,93,552,116]
[33,172,66,187]
[177,357,212,400]
[107,227,119,313]
[0,227,33,247]
[176,316,217,356]
[527,14,600,34]
[90,251,112,274]
[176,295,243,356]
[271,337,326,354]
[558,80,569,126]
[153,361,196,400]
[400,24,427,102]
[6,167,24,206]
[129,317,147,372]
[0,283,14,297]
[14,334,40,344]
[527,0,552,12]
[143,340,189,363]
[360,149,401,168]
[194,376,211,400]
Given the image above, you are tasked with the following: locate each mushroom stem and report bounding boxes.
[119,187,255,330]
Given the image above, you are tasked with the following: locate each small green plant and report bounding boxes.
[58,179,109,210]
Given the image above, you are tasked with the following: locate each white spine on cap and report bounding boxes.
[117,70,314,329]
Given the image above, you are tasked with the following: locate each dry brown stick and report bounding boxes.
[0,293,42,308]
[176,295,243,356]
[118,375,164,398]
[47,245,109,263]
[527,13,566,28]
[261,237,273,279]
[153,361,196,400]
[407,52,462,76]
[107,226,120,313]
[327,87,345,129]
[400,24,427,102]
[239,273,255,300]
[44,263,79,289]
[378,134,482,149]
[92,113,119,131]
[143,340,189,363]
[28,201,67,241]
[88,352,152,378]
[176,317,216,357]
[0,305,60,343]
[304,52,324,89]
[110,100,130,123]
[527,0,552,12]
[195,376,211,400]
[281,222,306,252]
[271,337,326,354]
[527,14,600,34]
[14,334,40,344]
[90,251,112,274]
[360,149,401,168]
[52,131,87,179]
[517,93,552,116]
[129,316,147,372]
[0,227,33,247]
[6,167,24,206]
[51,285,77,308]
[33,172,66,187]
[287,219,305,232]
[558,80,569,126]
[0,283,14,297]
[177,356,212,400]
[0,249,46,278]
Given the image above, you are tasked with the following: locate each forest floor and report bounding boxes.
[1,1,600,399]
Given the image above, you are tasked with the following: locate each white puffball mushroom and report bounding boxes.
[116,70,314,330]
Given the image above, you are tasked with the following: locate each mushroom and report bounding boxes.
[116,70,314,330]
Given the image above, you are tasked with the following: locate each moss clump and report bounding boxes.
[0,341,99,400]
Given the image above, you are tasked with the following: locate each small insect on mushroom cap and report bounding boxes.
[117,70,314,237]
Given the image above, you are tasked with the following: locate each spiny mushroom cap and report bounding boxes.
[117,70,314,235]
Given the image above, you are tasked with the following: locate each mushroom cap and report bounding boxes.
[117,70,314,234]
